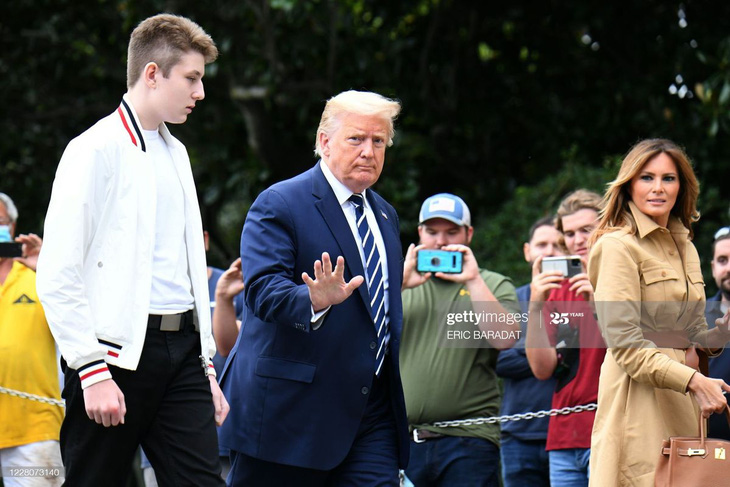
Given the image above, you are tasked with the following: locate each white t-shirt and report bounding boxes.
[144,128,194,313]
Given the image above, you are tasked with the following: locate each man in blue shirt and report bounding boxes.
[496,215,562,487]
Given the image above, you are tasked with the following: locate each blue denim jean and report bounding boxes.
[500,435,550,487]
[548,448,590,487]
[405,435,500,487]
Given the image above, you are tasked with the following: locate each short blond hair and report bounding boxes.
[314,90,401,157]
[555,189,603,233]
[127,13,218,89]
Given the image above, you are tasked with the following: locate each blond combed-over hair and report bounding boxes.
[314,90,401,157]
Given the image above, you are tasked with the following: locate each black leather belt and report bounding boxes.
[147,310,196,331]
[412,429,446,443]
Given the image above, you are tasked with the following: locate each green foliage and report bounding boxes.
[471,152,619,286]
[695,38,730,137]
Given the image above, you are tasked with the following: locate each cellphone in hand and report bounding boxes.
[417,249,463,274]
[0,242,22,258]
[541,255,582,278]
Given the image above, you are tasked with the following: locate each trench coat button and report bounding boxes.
[361,386,369,395]
[98,261,103,268]
[668,250,675,256]
[370,342,377,350]
[661,271,667,277]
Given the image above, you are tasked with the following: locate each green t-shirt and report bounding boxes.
[400,269,520,445]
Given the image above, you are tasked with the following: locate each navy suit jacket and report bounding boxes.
[220,163,409,470]
[706,291,730,440]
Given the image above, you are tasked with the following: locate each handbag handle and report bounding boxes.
[699,404,730,449]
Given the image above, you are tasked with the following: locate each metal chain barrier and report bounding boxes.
[0,386,65,408]
[431,403,597,428]
[0,383,595,420]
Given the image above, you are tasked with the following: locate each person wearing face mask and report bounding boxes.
[587,139,730,486]
[525,189,606,487]
[0,192,63,486]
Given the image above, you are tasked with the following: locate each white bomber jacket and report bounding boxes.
[36,95,216,389]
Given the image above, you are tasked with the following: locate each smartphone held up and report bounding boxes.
[0,242,22,258]
[417,249,463,274]
[541,255,582,278]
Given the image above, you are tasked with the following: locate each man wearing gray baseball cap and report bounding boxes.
[400,193,520,486]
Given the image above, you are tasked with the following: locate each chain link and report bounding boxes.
[431,403,597,428]
[0,384,595,421]
[0,386,65,408]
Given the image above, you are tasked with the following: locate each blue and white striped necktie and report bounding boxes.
[349,193,389,376]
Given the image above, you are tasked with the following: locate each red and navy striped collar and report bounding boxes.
[117,98,147,152]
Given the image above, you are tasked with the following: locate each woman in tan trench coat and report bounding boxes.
[587,139,730,486]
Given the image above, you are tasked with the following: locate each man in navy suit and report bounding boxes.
[221,90,409,486]
[707,227,730,439]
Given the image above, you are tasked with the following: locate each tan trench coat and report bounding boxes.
[587,202,712,487]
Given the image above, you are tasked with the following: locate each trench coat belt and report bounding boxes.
[642,331,706,374]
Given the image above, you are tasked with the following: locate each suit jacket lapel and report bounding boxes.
[311,164,371,314]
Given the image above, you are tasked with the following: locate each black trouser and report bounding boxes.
[60,315,224,487]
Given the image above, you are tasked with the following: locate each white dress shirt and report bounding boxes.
[310,161,390,325]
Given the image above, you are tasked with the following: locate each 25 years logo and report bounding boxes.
[549,312,570,325]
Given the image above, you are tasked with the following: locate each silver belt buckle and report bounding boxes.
[160,314,182,331]
[412,429,425,444]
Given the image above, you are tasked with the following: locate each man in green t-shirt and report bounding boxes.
[400,193,521,487]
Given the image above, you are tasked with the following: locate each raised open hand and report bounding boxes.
[302,252,364,312]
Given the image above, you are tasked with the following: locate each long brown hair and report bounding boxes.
[591,138,700,245]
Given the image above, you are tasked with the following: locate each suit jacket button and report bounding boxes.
[361,386,369,395]
[370,341,377,350]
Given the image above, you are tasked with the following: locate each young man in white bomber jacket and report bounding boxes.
[36,14,228,486]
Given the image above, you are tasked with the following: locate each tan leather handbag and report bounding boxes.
[655,405,730,486]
